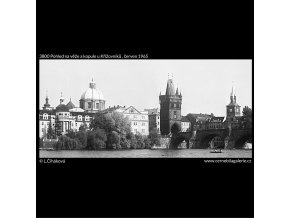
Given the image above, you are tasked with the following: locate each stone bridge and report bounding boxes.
[170,128,252,149]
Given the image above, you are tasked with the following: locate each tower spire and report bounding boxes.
[60,92,64,104]
[231,81,235,96]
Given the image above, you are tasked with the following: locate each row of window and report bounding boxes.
[132,122,147,126]
[134,129,146,133]
[229,108,240,113]
[171,103,180,108]
[87,102,100,109]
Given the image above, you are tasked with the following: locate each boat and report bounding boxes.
[210,149,222,153]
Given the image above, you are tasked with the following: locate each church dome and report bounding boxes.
[81,88,104,100]
[80,78,105,101]
[55,104,69,112]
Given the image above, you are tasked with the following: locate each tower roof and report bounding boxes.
[55,104,69,112]
[66,98,75,109]
[165,79,175,95]
[231,85,235,96]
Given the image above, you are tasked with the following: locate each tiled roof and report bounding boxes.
[55,104,69,112]
[181,116,190,122]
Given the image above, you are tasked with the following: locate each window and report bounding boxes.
[78,115,82,121]
[42,122,44,125]
[142,122,145,126]
[142,116,145,119]
[174,103,176,107]
[174,111,177,119]
[88,102,92,109]
[134,122,137,126]
[96,103,99,109]
[157,122,159,125]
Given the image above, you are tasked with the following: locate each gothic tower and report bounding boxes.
[226,85,241,121]
[159,76,182,135]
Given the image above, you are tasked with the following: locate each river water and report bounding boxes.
[39,149,252,158]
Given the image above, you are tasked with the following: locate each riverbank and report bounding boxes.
[39,149,252,158]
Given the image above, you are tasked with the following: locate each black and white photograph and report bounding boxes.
[39,59,252,158]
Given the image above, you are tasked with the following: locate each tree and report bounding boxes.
[171,122,181,135]
[47,120,54,139]
[110,111,131,135]
[148,128,161,146]
[55,116,62,137]
[86,129,107,150]
[107,131,120,149]
[39,137,43,148]
[126,132,137,149]
[54,135,82,150]
[135,133,145,149]
[120,135,130,149]
[76,130,87,148]
[242,106,252,128]
[242,106,252,116]
[79,122,89,132]
[144,137,151,149]
[90,113,115,134]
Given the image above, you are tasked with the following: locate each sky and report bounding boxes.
[39,60,252,117]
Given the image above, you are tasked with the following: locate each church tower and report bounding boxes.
[159,75,182,135]
[226,84,241,121]
[42,90,53,110]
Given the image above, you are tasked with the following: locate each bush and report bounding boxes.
[76,130,87,148]
[54,135,82,150]
[149,128,161,146]
[135,133,145,149]
[86,129,107,150]
[120,135,130,149]
[107,131,120,149]
[144,137,151,149]
[39,137,43,148]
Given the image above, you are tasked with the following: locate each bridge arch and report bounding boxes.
[234,134,252,148]
[200,133,225,149]
[170,132,193,149]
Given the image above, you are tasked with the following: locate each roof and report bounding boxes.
[165,79,175,95]
[227,102,240,107]
[55,104,69,112]
[39,109,55,115]
[69,107,85,112]
[81,87,104,101]
[181,116,190,122]
[144,108,159,114]
[66,100,75,109]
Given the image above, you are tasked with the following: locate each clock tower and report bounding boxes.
[226,85,241,121]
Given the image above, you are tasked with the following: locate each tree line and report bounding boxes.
[42,111,161,150]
